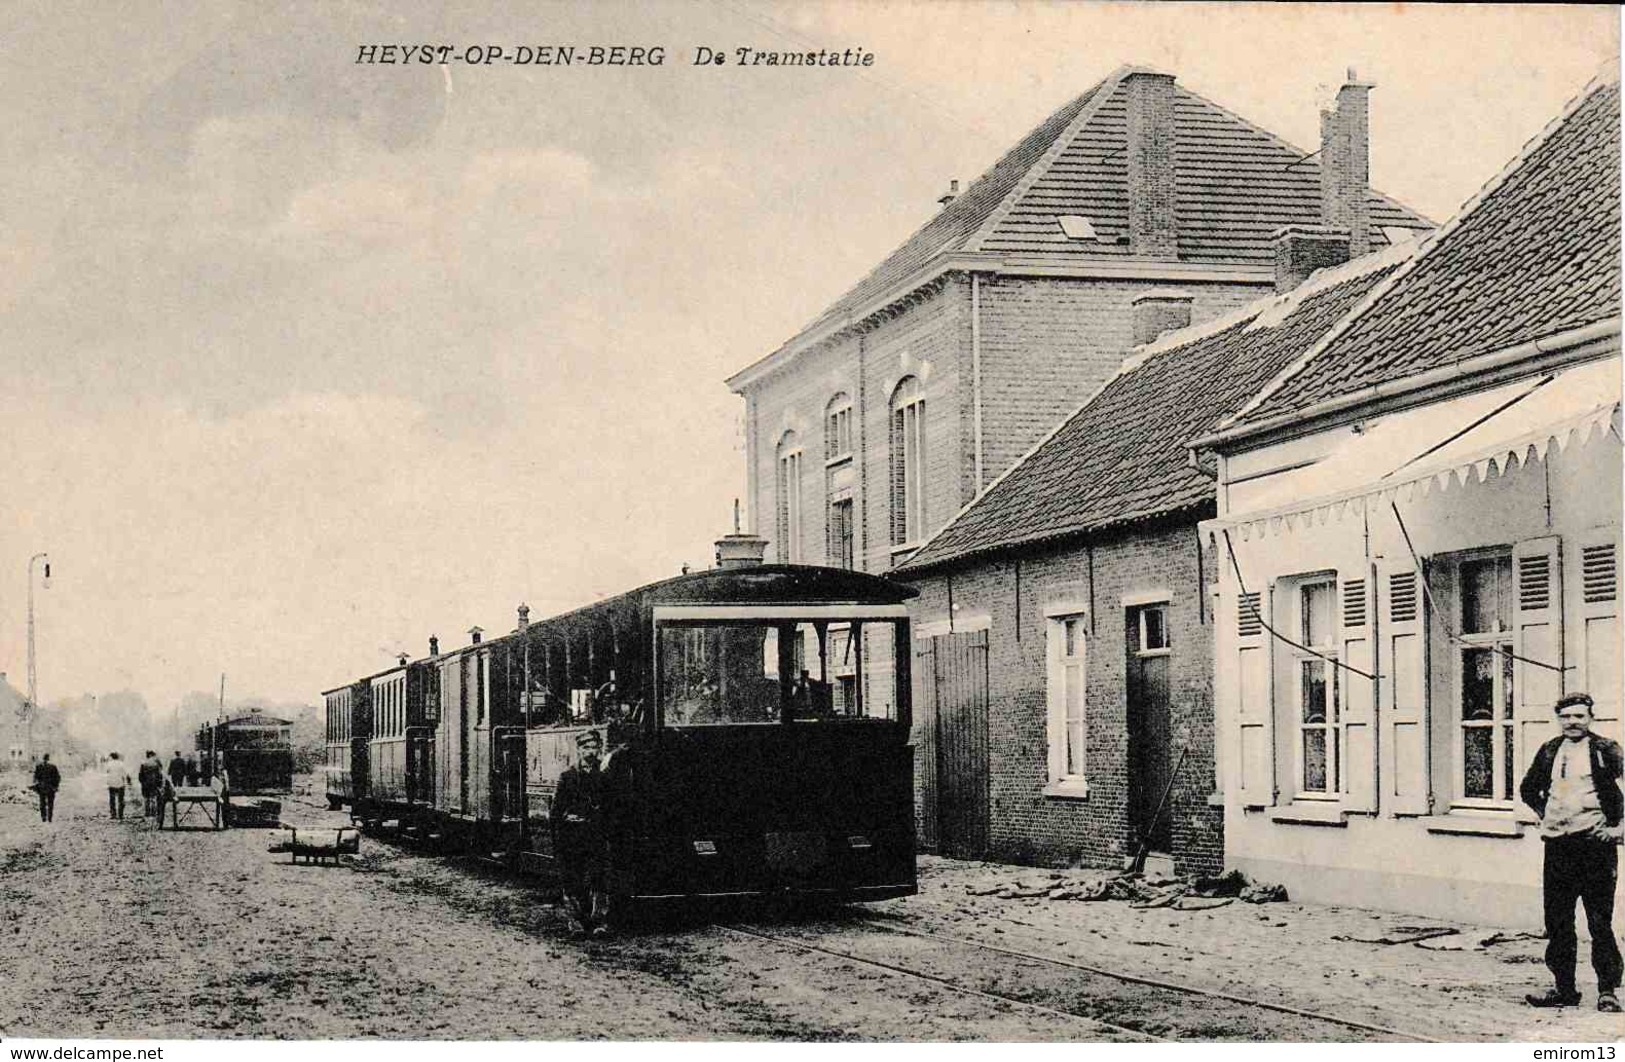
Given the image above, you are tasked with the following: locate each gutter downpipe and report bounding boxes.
[1191,318,1621,453]
[972,273,985,492]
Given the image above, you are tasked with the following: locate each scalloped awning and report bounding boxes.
[1213,355,1621,539]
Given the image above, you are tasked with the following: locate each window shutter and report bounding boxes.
[1573,536,1621,741]
[1340,570,1377,811]
[913,636,939,852]
[1234,586,1275,809]
[1379,560,1430,815]
[1512,536,1564,774]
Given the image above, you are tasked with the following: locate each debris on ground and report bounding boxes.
[1240,882,1289,904]
[963,867,1287,909]
[1480,930,1544,948]
[1332,926,1460,946]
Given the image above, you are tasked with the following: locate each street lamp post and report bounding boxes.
[25,553,51,763]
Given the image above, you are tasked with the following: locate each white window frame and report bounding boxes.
[775,432,804,563]
[825,394,853,465]
[890,378,926,547]
[1045,610,1089,798]
[1291,575,1340,800]
[828,495,855,570]
[1449,549,1517,808]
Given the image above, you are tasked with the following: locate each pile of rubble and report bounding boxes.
[964,867,1287,910]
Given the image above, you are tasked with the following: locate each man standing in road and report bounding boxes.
[1521,691,1624,1012]
[167,750,187,789]
[138,751,164,818]
[551,729,610,937]
[104,752,130,821]
[33,754,60,823]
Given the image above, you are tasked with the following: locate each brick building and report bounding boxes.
[725,66,1429,580]
[895,244,1415,872]
[725,65,1431,862]
[1197,73,1621,925]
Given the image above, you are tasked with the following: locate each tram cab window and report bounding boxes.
[658,619,905,726]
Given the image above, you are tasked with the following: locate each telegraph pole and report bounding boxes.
[25,553,50,762]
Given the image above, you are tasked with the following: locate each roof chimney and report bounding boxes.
[937,179,960,208]
[1131,288,1193,346]
[1124,70,1179,260]
[468,626,483,645]
[1271,225,1350,292]
[429,635,440,657]
[1320,71,1372,258]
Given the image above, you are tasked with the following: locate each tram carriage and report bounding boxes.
[322,563,919,912]
[197,711,296,826]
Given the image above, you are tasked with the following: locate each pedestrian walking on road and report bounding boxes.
[104,753,130,820]
[138,751,164,818]
[32,754,61,823]
[1521,691,1625,1013]
[167,750,187,789]
[184,753,199,787]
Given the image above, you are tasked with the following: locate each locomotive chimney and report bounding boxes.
[468,626,483,645]
[429,635,440,657]
[715,498,768,569]
[397,652,409,667]
[517,603,531,630]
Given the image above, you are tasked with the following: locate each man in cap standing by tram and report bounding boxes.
[552,729,611,937]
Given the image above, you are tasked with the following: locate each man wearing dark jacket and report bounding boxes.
[551,729,609,937]
[32,754,61,823]
[1520,691,1624,1012]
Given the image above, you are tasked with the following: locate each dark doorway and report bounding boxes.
[1126,604,1173,854]
[914,629,990,859]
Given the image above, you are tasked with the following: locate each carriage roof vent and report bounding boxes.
[468,626,483,645]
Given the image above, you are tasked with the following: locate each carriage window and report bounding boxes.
[659,620,905,726]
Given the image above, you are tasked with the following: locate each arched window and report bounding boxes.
[775,431,803,563]
[890,378,926,546]
[825,393,853,463]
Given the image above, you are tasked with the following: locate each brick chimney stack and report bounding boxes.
[1131,289,1193,346]
[1320,71,1373,258]
[1125,70,1179,260]
[937,179,960,208]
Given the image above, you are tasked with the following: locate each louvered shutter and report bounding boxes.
[1340,569,1378,811]
[1573,536,1621,742]
[1234,585,1276,809]
[1379,559,1430,816]
[1512,536,1564,775]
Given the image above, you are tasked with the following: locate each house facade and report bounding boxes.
[726,67,1429,580]
[1197,74,1622,925]
[895,245,1414,872]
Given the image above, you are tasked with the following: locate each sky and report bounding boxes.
[0,1,1616,718]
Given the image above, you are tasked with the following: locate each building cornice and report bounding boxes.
[725,253,1276,393]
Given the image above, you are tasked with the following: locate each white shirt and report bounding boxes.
[1541,738,1606,839]
[103,761,129,789]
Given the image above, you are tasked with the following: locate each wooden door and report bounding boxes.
[1127,604,1173,853]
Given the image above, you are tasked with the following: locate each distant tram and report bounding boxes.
[197,711,295,826]
[323,562,918,916]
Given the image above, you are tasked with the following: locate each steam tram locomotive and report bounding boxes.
[322,563,918,912]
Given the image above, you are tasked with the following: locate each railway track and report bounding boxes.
[719,917,1436,1042]
[714,923,1163,1041]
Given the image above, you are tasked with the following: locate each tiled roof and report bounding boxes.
[753,66,1431,369]
[898,256,1405,573]
[1234,76,1621,426]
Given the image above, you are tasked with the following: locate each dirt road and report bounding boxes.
[1,770,1617,1041]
